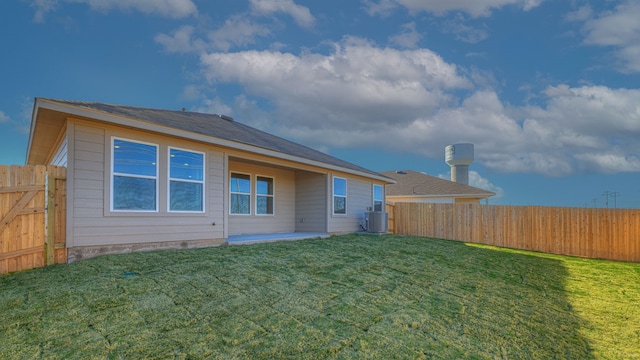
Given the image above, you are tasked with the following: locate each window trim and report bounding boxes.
[110,137,159,213]
[255,175,275,216]
[373,184,384,212]
[332,176,347,216]
[229,171,252,215]
[167,146,206,213]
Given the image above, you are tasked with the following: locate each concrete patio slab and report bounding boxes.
[227,232,330,245]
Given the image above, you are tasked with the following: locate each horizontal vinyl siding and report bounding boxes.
[50,136,67,166]
[228,160,295,235]
[70,122,225,247]
[72,124,105,238]
[295,171,327,233]
[328,176,372,234]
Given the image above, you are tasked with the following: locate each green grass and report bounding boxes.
[1,234,639,359]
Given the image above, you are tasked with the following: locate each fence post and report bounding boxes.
[45,173,56,266]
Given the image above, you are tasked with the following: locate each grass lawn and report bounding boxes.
[1,234,639,359]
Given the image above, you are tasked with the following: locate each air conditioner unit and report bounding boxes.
[366,211,388,233]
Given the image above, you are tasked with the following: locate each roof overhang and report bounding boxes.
[27,98,394,183]
[26,99,69,165]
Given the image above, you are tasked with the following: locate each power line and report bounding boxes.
[611,191,620,209]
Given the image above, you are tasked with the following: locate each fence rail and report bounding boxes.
[0,165,66,274]
[388,202,640,263]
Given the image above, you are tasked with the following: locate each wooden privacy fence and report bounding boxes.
[0,165,66,274]
[389,202,640,263]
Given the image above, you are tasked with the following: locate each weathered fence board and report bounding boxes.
[388,202,640,263]
[0,165,66,274]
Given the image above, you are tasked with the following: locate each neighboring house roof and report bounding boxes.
[381,170,495,198]
[28,98,393,182]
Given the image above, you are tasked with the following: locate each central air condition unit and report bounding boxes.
[366,211,388,233]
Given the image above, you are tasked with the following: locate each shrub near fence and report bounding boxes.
[0,165,66,274]
[390,202,640,263]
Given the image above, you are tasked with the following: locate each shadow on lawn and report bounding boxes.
[292,235,597,359]
[425,239,595,359]
[0,234,596,359]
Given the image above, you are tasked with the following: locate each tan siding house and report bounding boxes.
[27,99,393,262]
[382,170,495,204]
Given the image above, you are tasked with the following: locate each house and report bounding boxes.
[27,98,394,262]
[381,170,495,204]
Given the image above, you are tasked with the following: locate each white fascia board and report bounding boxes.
[37,99,394,183]
[25,101,39,164]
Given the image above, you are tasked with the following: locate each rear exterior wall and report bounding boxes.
[65,119,226,256]
[327,175,382,234]
[50,117,388,261]
[294,171,327,233]
[227,160,296,235]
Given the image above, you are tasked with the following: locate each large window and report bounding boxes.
[230,172,251,214]
[112,138,158,211]
[169,148,204,212]
[333,176,347,215]
[373,184,383,212]
[256,176,274,215]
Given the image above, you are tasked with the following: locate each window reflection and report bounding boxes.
[230,173,251,214]
[169,148,204,212]
[170,149,203,181]
[373,184,383,212]
[256,176,274,215]
[333,177,347,215]
[112,139,158,211]
[114,139,157,177]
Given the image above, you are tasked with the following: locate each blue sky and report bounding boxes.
[1,0,639,208]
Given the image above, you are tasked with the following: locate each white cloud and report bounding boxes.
[180,85,204,101]
[208,15,272,52]
[442,14,489,43]
[577,1,640,73]
[423,85,640,176]
[200,37,471,135]
[575,153,640,174]
[193,36,639,177]
[439,170,505,198]
[250,0,315,29]
[30,0,197,21]
[539,85,640,137]
[193,96,233,117]
[0,111,10,124]
[156,15,272,54]
[389,22,422,48]
[155,25,205,53]
[30,0,57,22]
[363,0,397,17]
[364,0,544,18]
[468,171,505,198]
[565,5,592,22]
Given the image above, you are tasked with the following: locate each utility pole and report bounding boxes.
[602,191,611,208]
[612,191,620,208]
[592,197,598,208]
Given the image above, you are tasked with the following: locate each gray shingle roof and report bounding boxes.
[47,99,388,179]
[381,170,495,197]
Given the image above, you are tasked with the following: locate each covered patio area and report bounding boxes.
[226,232,330,245]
